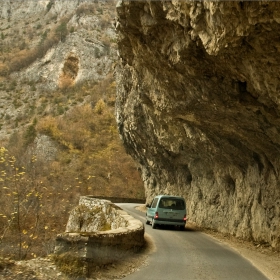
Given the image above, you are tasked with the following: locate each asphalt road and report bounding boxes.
[118,203,268,280]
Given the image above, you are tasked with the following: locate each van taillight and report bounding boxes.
[154,212,159,219]
[183,215,187,221]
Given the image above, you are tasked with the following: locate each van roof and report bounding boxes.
[154,195,185,200]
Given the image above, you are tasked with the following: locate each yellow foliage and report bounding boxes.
[94,99,106,114]
[58,75,75,89]
[0,63,9,76]
[36,116,61,139]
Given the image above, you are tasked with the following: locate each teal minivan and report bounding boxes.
[146,195,187,230]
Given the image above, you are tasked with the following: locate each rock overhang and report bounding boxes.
[115,1,280,250]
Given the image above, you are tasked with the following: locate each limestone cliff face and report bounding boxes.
[3,0,115,90]
[115,1,280,249]
[0,0,116,140]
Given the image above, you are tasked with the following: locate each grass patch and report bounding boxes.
[50,253,87,277]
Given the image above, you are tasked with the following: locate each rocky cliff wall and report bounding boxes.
[115,1,280,249]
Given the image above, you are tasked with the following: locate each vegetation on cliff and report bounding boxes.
[0,0,144,261]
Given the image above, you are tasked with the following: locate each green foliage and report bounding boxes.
[19,41,27,50]
[30,85,36,91]
[94,47,100,58]
[40,30,48,43]
[102,43,110,56]
[37,103,47,115]
[56,105,65,115]
[46,0,54,13]
[55,21,68,42]
[50,253,87,277]
[23,124,37,147]
[13,99,22,109]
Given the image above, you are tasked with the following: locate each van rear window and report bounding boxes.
[158,198,185,210]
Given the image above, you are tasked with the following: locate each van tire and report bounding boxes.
[146,219,150,225]
[152,219,157,229]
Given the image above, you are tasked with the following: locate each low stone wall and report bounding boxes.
[54,196,145,265]
[93,195,145,204]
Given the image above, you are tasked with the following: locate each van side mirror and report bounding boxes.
[146,203,151,208]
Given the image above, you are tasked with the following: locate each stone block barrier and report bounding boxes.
[54,196,145,265]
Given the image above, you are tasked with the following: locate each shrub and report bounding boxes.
[46,0,54,13]
[36,116,61,140]
[55,21,68,42]
[94,99,106,115]
[76,3,95,17]
[50,253,87,277]
[94,47,100,58]
[58,75,74,89]
[13,99,22,109]
[19,41,26,50]
[0,63,9,76]
[23,124,37,147]
[0,74,145,261]
[0,148,41,260]
[5,17,72,74]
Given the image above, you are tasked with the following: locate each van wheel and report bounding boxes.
[180,225,185,231]
[146,219,150,225]
[152,219,157,229]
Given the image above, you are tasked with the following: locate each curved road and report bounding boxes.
[118,203,268,280]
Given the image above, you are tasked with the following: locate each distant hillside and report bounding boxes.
[0,0,144,260]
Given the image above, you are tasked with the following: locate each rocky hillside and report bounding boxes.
[0,0,116,139]
[116,1,280,250]
[0,0,146,201]
[0,0,144,261]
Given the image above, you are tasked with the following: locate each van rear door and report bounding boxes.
[157,197,186,222]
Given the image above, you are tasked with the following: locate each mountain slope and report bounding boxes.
[0,0,144,261]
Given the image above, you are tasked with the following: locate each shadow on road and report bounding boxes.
[148,224,198,232]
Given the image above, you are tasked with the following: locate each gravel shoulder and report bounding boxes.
[200,227,280,280]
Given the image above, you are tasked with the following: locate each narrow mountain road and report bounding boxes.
[118,203,268,280]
